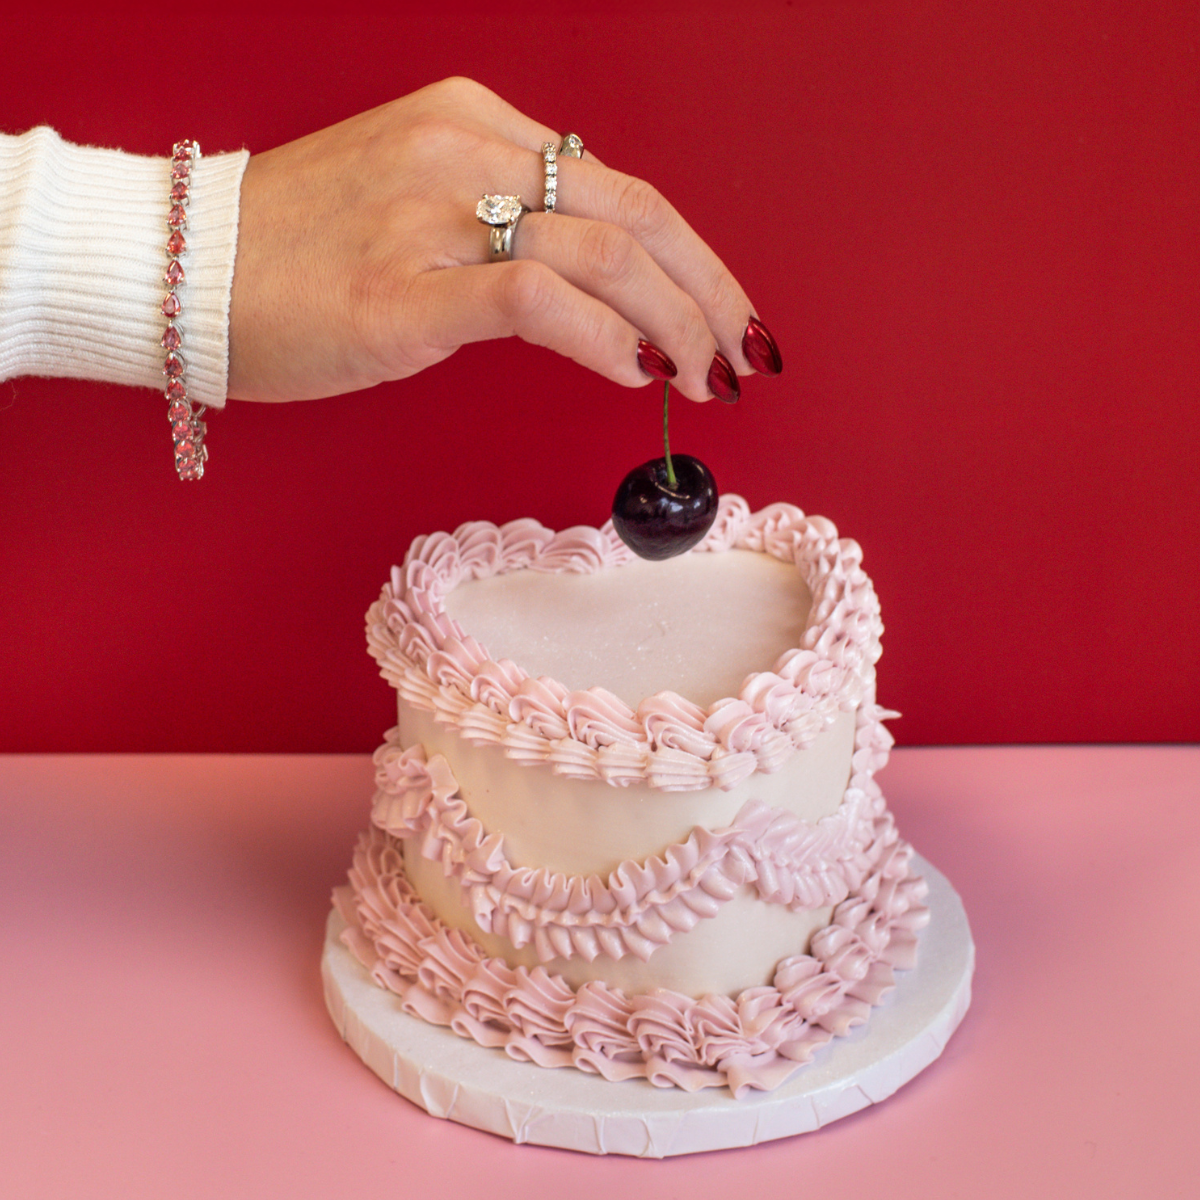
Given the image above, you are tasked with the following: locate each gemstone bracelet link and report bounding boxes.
[162,140,208,481]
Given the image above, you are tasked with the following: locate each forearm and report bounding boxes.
[0,127,247,408]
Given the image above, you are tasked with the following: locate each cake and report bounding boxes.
[332,495,929,1100]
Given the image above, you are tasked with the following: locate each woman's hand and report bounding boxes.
[227,77,781,405]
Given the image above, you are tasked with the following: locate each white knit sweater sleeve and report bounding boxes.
[0,127,248,408]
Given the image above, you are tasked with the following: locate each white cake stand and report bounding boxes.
[322,853,974,1158]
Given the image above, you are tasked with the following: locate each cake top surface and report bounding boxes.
[366,495,883,791]
[444,549,812,709]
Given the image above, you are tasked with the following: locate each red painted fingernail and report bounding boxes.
[636,339,678,380]
[707,352,740,403]
[742,316,783,376]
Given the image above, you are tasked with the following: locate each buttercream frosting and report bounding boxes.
[335,817,926,1097]
[369,723,884,965]
[338,498,925,1097]
[366,496,883,792]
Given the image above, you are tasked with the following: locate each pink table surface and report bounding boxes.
[2,746,1196,1199]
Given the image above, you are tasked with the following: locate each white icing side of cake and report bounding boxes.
[398,705,856,876]
[443,549,812,709]
[396,703,854,996]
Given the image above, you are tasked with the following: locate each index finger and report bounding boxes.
[554,161,763,377]
[452,78,776,377]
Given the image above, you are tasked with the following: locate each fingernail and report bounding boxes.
[742,317,783,376]
[707,352,740,403]
[637,339,678,380]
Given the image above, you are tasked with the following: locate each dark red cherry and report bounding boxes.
[612,454,719,560]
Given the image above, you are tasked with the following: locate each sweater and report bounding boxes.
[0,127,248,409]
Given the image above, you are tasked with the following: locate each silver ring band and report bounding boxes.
[489,221,520,261]
[559,133,584,159]
[476,194,530,263]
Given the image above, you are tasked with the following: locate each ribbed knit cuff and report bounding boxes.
[0,127,248,408]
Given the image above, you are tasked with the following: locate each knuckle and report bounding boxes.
[498,258,558,324]
[612,173,668,243]
[684,297,714,345]
[670,299,714,358]
[429,76,491,106]
[403,113,478,164]
[578,221,638,287]
[698,260,747,329]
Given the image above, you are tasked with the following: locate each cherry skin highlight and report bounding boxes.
[611,454,719,560]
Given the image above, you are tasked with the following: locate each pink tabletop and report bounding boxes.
[1,747,1196,1198]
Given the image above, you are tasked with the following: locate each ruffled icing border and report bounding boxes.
[335,819,927,1099]
[368,698,895,965]
[339,693,928,1097]
[343,499,922,1096]
[366,496,884,792]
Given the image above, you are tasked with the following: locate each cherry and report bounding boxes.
[612,454,718,560]
[612,381,719,560]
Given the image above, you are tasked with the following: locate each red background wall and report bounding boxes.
[2,3,1197,752]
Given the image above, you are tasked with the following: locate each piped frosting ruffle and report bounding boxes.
[366,496,885,792]
[341,499,924,1096]
[335,820,927,1098]
[368,704,895,964]
[338,696,927,1096]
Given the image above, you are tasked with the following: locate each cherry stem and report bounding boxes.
[662,380,676,488]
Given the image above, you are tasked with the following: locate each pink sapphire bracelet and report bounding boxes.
[162,140,207,481]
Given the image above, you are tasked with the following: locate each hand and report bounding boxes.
[226,77,781,404]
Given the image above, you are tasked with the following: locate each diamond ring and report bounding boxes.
[558,133,584,159]
[476,194,530,262]
[541,142,559,213]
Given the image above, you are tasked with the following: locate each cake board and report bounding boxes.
[322,852,973,1157]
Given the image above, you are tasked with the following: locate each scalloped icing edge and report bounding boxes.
[368,695,897,966]
[365,496,886,792]
[335,821,928,1098]
[337,695,929,1095]
[342,499,923,1095]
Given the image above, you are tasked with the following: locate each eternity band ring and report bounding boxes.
[541,142,559,212]
[476,194,530,262]
[542,134,584,214]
